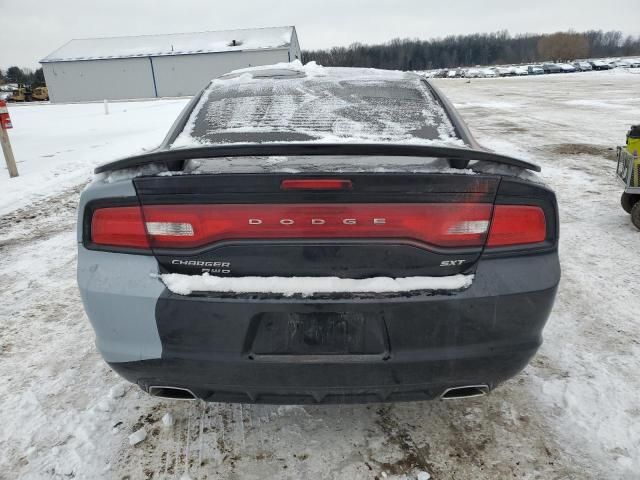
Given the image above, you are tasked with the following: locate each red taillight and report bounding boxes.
[281,179,353,190]
[89,203,547,251]
[91,206,150,248]
[487,205,546,247]
[140,203,493,249]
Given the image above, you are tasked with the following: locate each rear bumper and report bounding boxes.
[110,340,542,404]
[104,253,559,404]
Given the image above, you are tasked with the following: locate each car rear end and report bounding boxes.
[78,64,560,403]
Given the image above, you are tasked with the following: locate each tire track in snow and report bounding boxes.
[0,183,84,250]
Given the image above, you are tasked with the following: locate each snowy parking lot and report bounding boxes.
[1,69,639,479]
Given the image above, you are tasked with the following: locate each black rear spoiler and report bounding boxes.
[94,143,541,175]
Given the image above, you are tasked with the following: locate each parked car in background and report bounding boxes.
[527,65,544,75]
[464,68,482,78]
[481,68,497,78]
[543,63,563,74]
[419,70,440,79]
[590,60,611,70]
[493,66,513,77]
[628,59,640,68]
[513,66,528,76]
[558,63,577,73]
[78,64,560,404]
[573,61,593,71]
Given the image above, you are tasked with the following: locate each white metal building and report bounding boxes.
[40,26,301,103]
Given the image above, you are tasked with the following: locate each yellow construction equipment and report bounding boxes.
[31,86,49,101]
[8,84,30,102]
[617,125,640,229]
[626,125,640,157]
[7,84,49,102]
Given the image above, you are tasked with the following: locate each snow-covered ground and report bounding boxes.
[0,99,188,215]
[1,69,639,479]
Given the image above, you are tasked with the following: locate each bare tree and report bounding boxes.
[537,32,590,61]
[302,30,639,70]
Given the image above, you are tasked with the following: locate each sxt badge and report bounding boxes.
[440,260,467,267]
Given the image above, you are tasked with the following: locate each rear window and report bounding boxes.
[171,66,462,147]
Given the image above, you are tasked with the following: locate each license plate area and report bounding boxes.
[247,312,389,361]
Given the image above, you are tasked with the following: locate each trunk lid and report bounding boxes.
[133,171,501,278]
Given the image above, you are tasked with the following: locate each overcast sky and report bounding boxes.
[1,0,638,69]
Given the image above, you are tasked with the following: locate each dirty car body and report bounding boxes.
[78,64,560,404]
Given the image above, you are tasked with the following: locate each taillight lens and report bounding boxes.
[89,203,547,251]
[91,206,150,248]
[141,203,493,249]
[487,205,546,247]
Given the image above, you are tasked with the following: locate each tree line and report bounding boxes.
[0,67,46,87]
[2,30,639,85]
[302,30,640,70]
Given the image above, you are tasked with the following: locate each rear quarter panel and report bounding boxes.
[78,179,164,363]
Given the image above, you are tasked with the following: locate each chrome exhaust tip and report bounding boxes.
[148,386,197,400]
[440,384,489,400]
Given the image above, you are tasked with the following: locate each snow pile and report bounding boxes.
[172,61,465,149]
[184,156,477,175]
[162,412,175,428]
[222,59,327,79]
[128,427,147,446]
[471,158,542,184]
[93,162,171,184]
[160,273,474,296]
[109,384,126,399]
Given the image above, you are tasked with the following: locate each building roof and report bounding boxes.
[40,26,295,63]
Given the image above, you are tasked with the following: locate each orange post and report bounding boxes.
[0,100,18,178]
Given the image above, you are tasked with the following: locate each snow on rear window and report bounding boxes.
[172,62,463,148]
